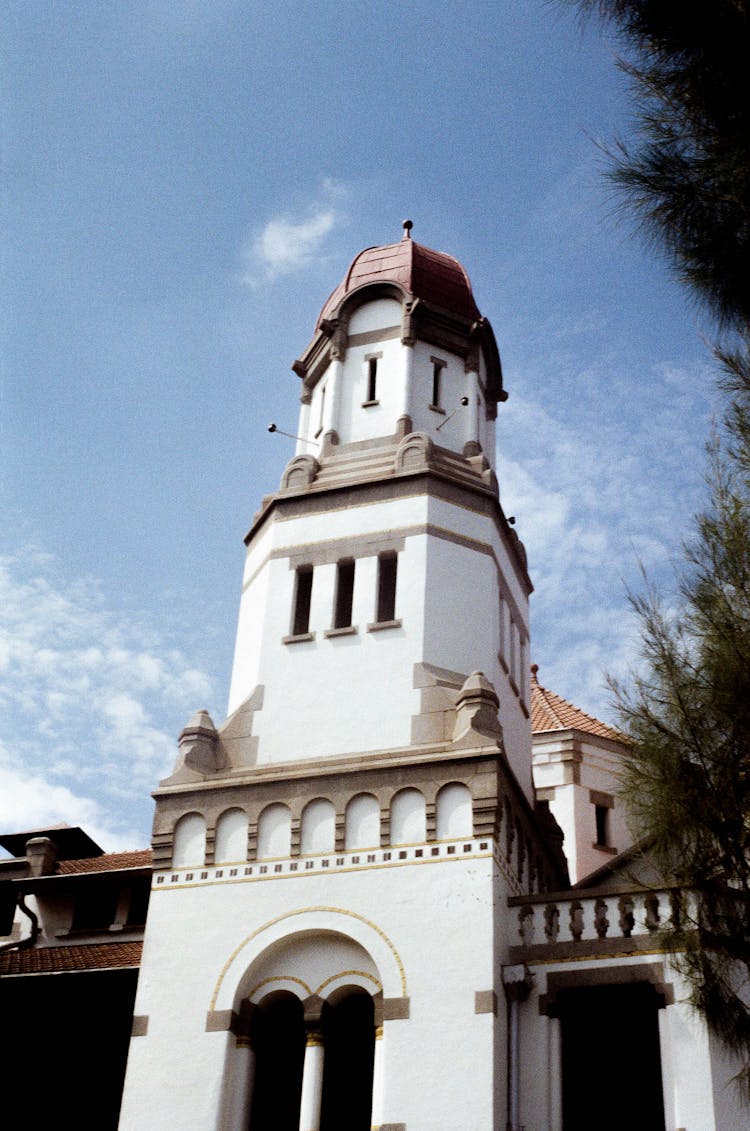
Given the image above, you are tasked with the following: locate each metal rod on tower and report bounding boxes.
[435,396,469,431]
[267,423,318,446]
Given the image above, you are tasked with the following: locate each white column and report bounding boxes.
[657,1005,677,1131]
[228,1037,255,1131]
[298,1030,325,1131]
[296,399,312,455]
[508,995,520,1131]
[400,344,414,425]
[370,1024,385,1130]
[324,358,343,439]
[547,1016,562,1131]
[466,368,480,450]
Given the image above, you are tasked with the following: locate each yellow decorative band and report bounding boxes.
[375,1025,384,1039]
[306,1031,324,1047]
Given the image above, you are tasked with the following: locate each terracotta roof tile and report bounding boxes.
[530,666,623,742]
[0,940,142,976]
[57,849,153,874]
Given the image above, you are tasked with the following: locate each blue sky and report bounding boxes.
[1,2,718,849]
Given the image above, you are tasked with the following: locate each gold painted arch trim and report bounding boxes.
[210,906,406,1010]
[248,974,313,1000]
[316,969,383,995]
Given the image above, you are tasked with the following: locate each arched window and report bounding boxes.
[320,991,376,1131]
[300,799,336,855]
[345,794,380,850]
[214,808,248,864]
[436,783,473,840]
[172,812,206,868]
[257,804,292,860]
[390,788,426,846]
[249,994,305,1131]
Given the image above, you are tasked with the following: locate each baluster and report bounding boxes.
[569,901,584,941]
[544,902,560,943]
[594,898,609,938]
[519,904,535,946]
[645,892,660,932]
[618,895,635,937]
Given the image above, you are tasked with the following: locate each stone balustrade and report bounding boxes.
[508,887,690,961]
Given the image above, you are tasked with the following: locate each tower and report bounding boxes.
[117,225,567,1131]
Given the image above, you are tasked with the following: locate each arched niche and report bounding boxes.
[214,807,248,864]
[436,782,473,840]
[390,788,426,846]
[257,803,292,860]
[347,295,403,336]
[172,812,206,868]
[345,793,380,851]
[300,798,336,856]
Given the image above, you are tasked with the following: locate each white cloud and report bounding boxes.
[0,547,216,849]
[242,180,347,284]
[496,352,716,723]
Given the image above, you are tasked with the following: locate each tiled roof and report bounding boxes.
[317,233,480,326]
[530,665,623,742]
[0,940,142,976]
[57,849,153,874]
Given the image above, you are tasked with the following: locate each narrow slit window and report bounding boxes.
[431,359,444,408]
[367,357,378,402]
[376,553,398,623]
[292,566,313,636]
[595,804,610,847]
[334,559,355,629]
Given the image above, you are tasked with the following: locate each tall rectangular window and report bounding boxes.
[595,805,610,848]
[333,559,355,629]
[376,553,398,623]
[431,359,445,408]
[292,566,313,636]
[366,356,378,402]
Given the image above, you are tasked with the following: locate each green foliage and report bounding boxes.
[570,0,750,1089]
[611,363,750,1091]
[575,0,750,330]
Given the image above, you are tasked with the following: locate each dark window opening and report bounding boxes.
[320,992,375,1131]
[334,559,355,629]
[559,983,665,1131]
[431,360,444,407]
[0,968,138,1130]
[71,884,119,932]
[376,553,397,623]
[250,995,306,1131]
[126,880,151,927]
[366,357,378,402]
[292,567,313,636]
[595,804,609,847]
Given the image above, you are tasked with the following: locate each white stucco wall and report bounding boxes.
[226,488,532,795]
[118,845,510,1131]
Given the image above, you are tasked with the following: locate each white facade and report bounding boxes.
[117,231,748,1131]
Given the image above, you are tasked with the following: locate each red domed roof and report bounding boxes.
[318,230,481,327]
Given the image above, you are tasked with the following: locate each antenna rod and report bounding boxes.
[436,396,469,431]
[267,423,318,446]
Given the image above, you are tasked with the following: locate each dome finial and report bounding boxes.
[402,219,413,240]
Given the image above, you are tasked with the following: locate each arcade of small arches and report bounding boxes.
[165,781,555,894]
[171,783,472,870]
